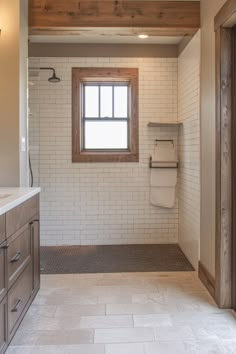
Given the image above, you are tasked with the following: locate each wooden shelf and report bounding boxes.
[148,121,183,127]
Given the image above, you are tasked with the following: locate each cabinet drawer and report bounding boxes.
[0,246,7,303]
[0,296,7,354]
[7,224,32,289]
[6,195,39,238]
[0,215,5,246]
[8,263,32,339]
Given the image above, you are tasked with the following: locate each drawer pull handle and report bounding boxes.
[30,219,39,225]
[0,244,9,249]
[10,252,22,263]
[11,298,23,313]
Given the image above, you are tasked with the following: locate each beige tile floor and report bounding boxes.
[6,272,236,354]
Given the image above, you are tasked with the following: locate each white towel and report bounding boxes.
[150,187,176,209]
[150,168,177,188]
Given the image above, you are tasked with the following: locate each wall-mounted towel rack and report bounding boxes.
[148,121,183,127]
[150,139,178,169]
[155,139,174,145]
[149,157,178,169]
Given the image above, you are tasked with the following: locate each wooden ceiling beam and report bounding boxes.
[29,1,200,37]
[29,27,198,38]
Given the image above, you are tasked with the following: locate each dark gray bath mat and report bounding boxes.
[40,244,194,274]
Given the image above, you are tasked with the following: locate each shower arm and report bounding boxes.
[39,67,56,75]
[28,67,55,74]
[28,67,61,83]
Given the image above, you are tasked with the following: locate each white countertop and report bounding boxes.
[0,188,40,216]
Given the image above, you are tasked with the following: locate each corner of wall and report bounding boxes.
[177,30,201,270]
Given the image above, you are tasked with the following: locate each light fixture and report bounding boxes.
[138,34,149,39]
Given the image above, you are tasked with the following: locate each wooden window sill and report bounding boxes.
[72,151,139,163]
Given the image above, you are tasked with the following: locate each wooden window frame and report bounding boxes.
[72,68,139,163]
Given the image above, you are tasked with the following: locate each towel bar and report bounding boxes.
[155,139,174,145]
[149,157,178,169]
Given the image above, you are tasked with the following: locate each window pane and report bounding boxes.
[85,121,128,149]
[100,86,113,118]
[114,86,128,118]
[85,86,99,117]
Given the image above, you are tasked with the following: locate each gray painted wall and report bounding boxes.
[29,43,178,58]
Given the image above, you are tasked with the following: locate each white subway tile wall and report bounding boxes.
[29,57,179,246]
[29,61,40,188]
[178,31,201,269]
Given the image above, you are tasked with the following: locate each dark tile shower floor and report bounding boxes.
[40,244,194,274]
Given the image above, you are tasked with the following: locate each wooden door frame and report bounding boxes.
[232,26,236,311]
[214,0,236,308]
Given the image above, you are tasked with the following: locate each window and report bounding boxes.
[83,83,129,150]
[72,68,139,162]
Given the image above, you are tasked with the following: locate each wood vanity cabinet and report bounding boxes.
[8,263,33,341]
[7,223,32,290]
[31,219,40,294]
[0,297,8,354]
[0,243,7,303]
[0,215,5,246]
[0,194,40,354]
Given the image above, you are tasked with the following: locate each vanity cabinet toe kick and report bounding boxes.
[0,194,40,354]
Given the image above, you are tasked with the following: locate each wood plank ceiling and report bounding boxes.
[29,1,200,38]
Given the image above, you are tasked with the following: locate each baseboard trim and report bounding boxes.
[199,261,215,299]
